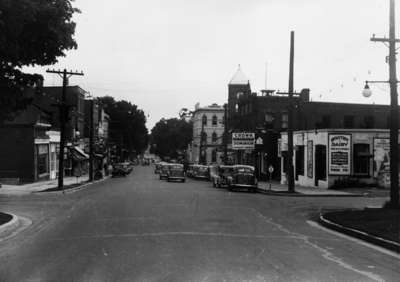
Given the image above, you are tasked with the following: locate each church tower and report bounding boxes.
[227,65,251,119]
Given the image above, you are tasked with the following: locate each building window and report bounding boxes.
[37,144,49,175]
[212,150,217,163]
[202,115,207,126]
[364,115,374,128]
[344,115,355,128]
[212,115,217,126]
[321,115,331,128]
[212,132,217,143]
[236,92,243,99]
[353,144,370,175]
[282,113,288,129]
[235,103,239,113]
[201,132,207,144]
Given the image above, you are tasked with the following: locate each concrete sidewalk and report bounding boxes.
[0,175,89,195]
[258,181,362,196]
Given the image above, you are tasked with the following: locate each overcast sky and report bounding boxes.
[27,0,398,129]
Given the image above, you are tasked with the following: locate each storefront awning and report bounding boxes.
[70,146,89,161]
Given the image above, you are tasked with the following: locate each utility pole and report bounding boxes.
[89,98,94,182]
[287,31,295,193]
[369,0,399,207]
[223,104,228,164]
[46,69,84,190]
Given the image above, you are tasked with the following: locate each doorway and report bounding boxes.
[315,145,326,186]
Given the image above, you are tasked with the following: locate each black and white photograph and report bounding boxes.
[0,0,399,281]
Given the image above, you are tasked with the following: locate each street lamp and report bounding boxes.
[362,82,372,98]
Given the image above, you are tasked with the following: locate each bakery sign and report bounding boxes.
[232,132,255,150]
[328,134,351,175]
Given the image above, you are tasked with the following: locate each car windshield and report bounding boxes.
[236,167,253,173]
[170,165,183,170]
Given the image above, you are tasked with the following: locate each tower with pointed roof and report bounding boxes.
[227,65,251,122]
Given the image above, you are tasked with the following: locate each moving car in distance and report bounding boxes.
[193,164,209,180]
[167,163,186,182]
[227,165,258,192]
[212,165,234,188]
[112,162,131,177]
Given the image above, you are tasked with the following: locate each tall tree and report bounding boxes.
[0,0,79,123]
[150,118,193,159]
[98,96,149,158]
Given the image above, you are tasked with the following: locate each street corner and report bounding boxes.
[0,213,32,242]
[318,210,400,254]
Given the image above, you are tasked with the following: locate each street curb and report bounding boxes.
[37,176,111,195]
[319,213,400,253]
[0,213,20,239]
[256,188,363,197]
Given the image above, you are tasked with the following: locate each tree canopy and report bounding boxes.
[0,0,79,122]
[150,118,192,160]
[98,96,149,158]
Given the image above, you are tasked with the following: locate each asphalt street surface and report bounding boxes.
[0,166,398,282]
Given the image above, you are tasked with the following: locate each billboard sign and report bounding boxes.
[232,132,255,150]
[328,134,351,175]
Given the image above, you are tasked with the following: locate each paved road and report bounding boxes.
[0,166,398,282]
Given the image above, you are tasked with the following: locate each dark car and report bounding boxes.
[112,162,131,177]
[227,165,258,192]
[167,164,186,182]
[193,165,209,180]
[212,165,234,188]
[159,163,171,180]
[154,162,164,174]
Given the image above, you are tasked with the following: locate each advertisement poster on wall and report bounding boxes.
[232,132,255,150]
[307,140,313,178]
[328,134,351,175]
[373,138,390,187]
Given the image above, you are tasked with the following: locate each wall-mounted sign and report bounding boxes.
[256,137,263,145]
[373,138,390,187]
[328,134,351,175]
[307,140,313,178]
[232,132,255,150]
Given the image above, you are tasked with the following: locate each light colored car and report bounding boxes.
[212,165,234,188]
[193,165,209,180]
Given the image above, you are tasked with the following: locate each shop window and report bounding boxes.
[37,144,49,175]
[212,115,218,126]
[202,115,207,126]
[295,145,305,180]
[353,144,370,175]
[344,115,355,128]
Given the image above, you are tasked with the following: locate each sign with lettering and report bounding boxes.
[373,138,390,187]
[232,132,255,150]
[329,134,351,175]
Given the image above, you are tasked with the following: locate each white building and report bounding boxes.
[280,129,399,189]
[189,103,225,164]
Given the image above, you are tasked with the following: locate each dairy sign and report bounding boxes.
[232,132,255,150]
[328,134,351,175]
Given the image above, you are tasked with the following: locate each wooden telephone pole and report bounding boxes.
[46,69,84,190]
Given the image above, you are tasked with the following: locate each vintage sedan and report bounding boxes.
[112,162,131,177]
[212,165,234,188]
[193,165,209,180]
[159,163,172,180]
[167,164,186,182]
[227,165,258,192]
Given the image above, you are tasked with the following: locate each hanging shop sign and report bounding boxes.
[232,132,255,150]
[328,134,351,175]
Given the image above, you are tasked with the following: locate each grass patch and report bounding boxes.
[324,209,400,243]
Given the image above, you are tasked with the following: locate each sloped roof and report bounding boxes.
[229,66,249,85]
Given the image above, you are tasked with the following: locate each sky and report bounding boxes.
[26,0,399,129]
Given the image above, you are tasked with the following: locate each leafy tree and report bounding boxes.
[150,118,193,159]
[98,96,149,158]
[0,0,79,123]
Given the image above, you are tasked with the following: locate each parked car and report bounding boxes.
[212,165,234,188]
[167,164,186,182]
[193,165,209,180]
[227,165,258,192]
[159,163,171,180]
[154,162,164,174]
[112,162,131,177]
